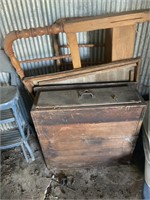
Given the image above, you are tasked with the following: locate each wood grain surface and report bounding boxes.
[31,99,146,168]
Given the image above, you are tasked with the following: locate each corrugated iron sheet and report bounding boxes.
[0,72,10,86]
[0,122,17,132]
[0,0,150,94]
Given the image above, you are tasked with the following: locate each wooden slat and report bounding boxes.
[44,152,131,168]
[36,122,138,156]
[24,58,140,85]
[46,151,131,163]
[32,103,144,125]
[105,25,136,62]
[60,43,105,48]
[38,64,136,85]
[67,32,81,69]
[45,154,132,168]
[41,141,133,153]
[20,54,71,63]
[63,10,150,33]
[37,121,138,140]
[45,149,132,161]
[112,25,136,60]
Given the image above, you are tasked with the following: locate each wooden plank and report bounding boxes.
[46,150,132,162]
[36,122,138,156]
[44,150,132,168]
[24,58,140,85]
[63,10,150,33]
[39,65,136,85]
[33,122,136,168]
[39,140,134,154]
[67,32,81,69]
[105,25,136,62]
[20,54,70,63]
[112,25,136,60]
[32,105,144,125]
[34,122,138,161]
[38,64,137,85]
[36,121,138,141]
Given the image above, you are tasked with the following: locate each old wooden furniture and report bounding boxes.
[32,58,141,86]
[31,83,146,168]
[58,9,150,65]
[4,10,150,93]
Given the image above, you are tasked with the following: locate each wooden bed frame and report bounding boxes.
[4,9,150,93]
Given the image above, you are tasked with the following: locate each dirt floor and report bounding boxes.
[1,134,145,200]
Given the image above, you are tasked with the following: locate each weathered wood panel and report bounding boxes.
[105,25,136,62]
[35,122,138,162]
[32,106,144,125]
[38,63,138,85]
[25,58,140,86]
[67,33,81,69]
[32,106,145,168]
[31,84,146,168]
[4,10,149,94]
[45,151,133,168]
[36,122,139,142]
[63,10,150,33]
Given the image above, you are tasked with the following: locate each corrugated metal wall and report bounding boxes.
[0,0,150,94]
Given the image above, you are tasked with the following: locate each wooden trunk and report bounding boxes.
[31,84,146,169]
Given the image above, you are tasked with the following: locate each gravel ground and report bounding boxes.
[1,134,144,200]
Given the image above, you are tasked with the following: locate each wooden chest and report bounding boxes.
[31,84,146,168]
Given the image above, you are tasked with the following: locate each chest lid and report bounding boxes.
[34,85,143,109]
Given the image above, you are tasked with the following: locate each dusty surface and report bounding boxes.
[1,134,144,200]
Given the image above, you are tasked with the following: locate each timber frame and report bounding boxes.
[4,9,150,93]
